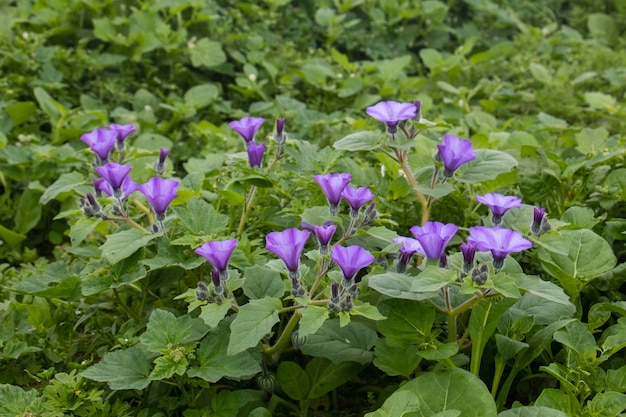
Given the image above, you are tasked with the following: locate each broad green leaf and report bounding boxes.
[227,297,282,355]
[469,298,516,374]
[333,131,382,151]
[373,368,496,417]
[575,127,609,156]
[373,338,421,377]
[606,366,626,393]
[553,320,596,359]
[495,335,528,361]
[184,84,219,109]
[351,302,386,321]
[14,187,42,234]
[139,309,193,353]
[417,341,459,360]
[12,262,81,299]
[368,271,439,301]
[0,384,46,416]
[141,238,205,270]
[34,87,64,123]
[587,13,618,45]
[538,229,616,300]
[301,319,377,364]
[0,224,26,247]
[242,266,285,300]
[188,318,260,383]
[173,197,228,236]
[600,318,626,353]
[585,392,626,417]
[190,38,226,68]
[560,206,599,229]
[277,361,310,400]
[5,101,38,126]
[604,168,626,201]
[585,92,617,110]
[299,305,329,337]
[411,266,458,292]
[529,63,553,85]
[497,406,569,417]
[81,346,152,390]
[457,149,518,184]
[199,302,232,329]
[150,355,187,380]
[364,390,421,417]
[1,341,40,359]
[306,357,365,399]
[377,298,435,348]
[40,172,85,204]
[69,217,100,246]
[535,389,574,414]
[101,228,161,265]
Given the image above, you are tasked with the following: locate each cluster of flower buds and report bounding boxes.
[471,263,490,286]
[80,193,103,218]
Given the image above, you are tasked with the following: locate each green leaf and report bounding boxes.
[497,406,569,417]
[301,319,377,364]
[372,368,497,417]
[184,84,219,109]
[0,384,46,416]
[457,149,518,184]
[587,13,618,45]
[190,38,226,68]
[410,266,458,292]
[575,127,609,156]
[417,341,459,360]
[553,320,596,358]
[227,297,282,355]
[585,91,617,110]
[0,224,26,247]
[299,305,329,337]
[333,131,383,151]
[529,63,553,85]
[12,262,81,299]
[81,346,152,390]
[198,302,232,329]
[277,361,310,400]
[306,357,365,399]
[469,298,516,374]
[5,101,38,126]
[377,299,435,348]
[69,217,100,246]
[242,266,285,300]
[2,341,41,359]
[173,197,228,236]
[585,392,626,417]
[150,354,187,380]
[606,366,626,393]
[351,302,386,321]
[101,229,161,265]
[495,335,528,361]
[33,87,64,123]
[373,338,421,377]
[368,271,438,301]
[40,172,85,204]
[535,389,574,414]
[364,390,421,417]
[188,318,261,383]
[139,309,193,353]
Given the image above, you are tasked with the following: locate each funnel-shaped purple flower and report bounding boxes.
[469,226,532,270]
[392,236,425,272]
[95,163,133,194]
[301,221,337,254]
[107,124,136,150]
[476,193,521,225]
[531,207,551,236]
[195,239,238,272]
[410,221,458,260]
[436,134,476,178]
[139,176,179,217]
[274,117,286,145]
[230,117,265,143]
[366,101,417,134]
[331,245,375,281]
[266,228,311,272]
[247,141,266,168]
[460,241,478,273]
[94,176,139,201]
[154,148,170,175]
[81,128,117,162]
[313,173,352,215]
[342,186,375,217]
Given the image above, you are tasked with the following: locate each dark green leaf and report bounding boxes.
[242,266,285,300]
[301,319,377,364]
[277,361,310,400]
[81,346,152,390]
[139,309,193,353]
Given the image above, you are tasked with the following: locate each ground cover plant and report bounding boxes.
[1,0,626,416]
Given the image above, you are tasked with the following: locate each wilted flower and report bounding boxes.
[531,207,551,236]
[341,186,375,219]
[476,193,522,225]
[94,163,133,198]
[154,148,170,175]
[247,141,266,168]
[469,226,532,270]
[138,176,179,220]
[313,173,352,215]
[331,245,375,284]
[195,239,238,275]
[460,241,478,274]
[436,134,476,178]
[301,221,337,255]
[229,117,265,143]
[410,221,458,260]
[81,128,117,162]
[392,237,425,273]
[107,123,136,150]
[366,100,417,135]
[265,228,311,274]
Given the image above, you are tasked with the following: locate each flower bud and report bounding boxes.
[471,263,489,286]
[196,282,209,301]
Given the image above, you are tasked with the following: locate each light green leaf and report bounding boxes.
[364,390,421,417]
[575,127,609,156]
[190,38,226,68]
[585,92,617,110]
[150,355,187,380]
[184,84,219,109]
[227,297,282,355]
[198,302,232,329]
[242,266,285,300]
[173,197,228,236]
[351,302,386,321]
[81,346,152,390]
[377,299,435,348]
[139,309,193,353]
[457,149,518,184]
[0,384,46,416]
[368,271,439,301]
[299,305,329,337]
[529,63,553,85]
[495,335,528,361]
[40,172,85,204]
[417,341,459,360]
[411,266,458,292]
[333,131,383,151]
[553,320,596,358]
[585,392,626,417]
[301,319,377,364]
[69,217,100,246]
[497,406,569,417]
[469,298,516,374]
[101,229,161,265]
[277,361,310,401]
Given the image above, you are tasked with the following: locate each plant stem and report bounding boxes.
[491,354,505,398]
[106,216,150,234]
[237,185,257,235]
[264,310,301,356]
[393,147,430,225]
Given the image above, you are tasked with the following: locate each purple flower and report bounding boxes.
[247,141,266,168]
[331,245,375,282]
[436,134,476,178]
[229,117,265,143]
[154,148,170,175]
[313,173,352,215]
[194,239,238,273]
[531,207,551,236]
[265,228,311,273]
[274,117,286,145]
[341,186,375,218]
[476,193,522,225]
[81,128,117,162]
[468,226,532,270]
[301,221,337,254]
[460,241,478,274]
[94,163,133,196]
[94,176,139,201]
[139,176,179,218]
[366,101,417,135]
[107,124,136,150]
[410,221,458,260]
[392,237,425,273]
